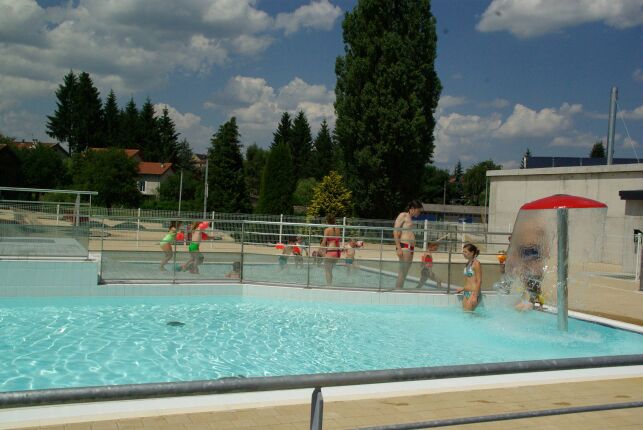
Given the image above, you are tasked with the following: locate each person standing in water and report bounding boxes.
[393,200,423,289]
[456,243,482,311]
[320,214,342,286]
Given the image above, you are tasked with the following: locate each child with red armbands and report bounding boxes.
[417,242,441,289]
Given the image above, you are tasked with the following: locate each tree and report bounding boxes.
[155,169,201,211]
[290,110,313,180]
[174,138,195,172]
[139,98,161,161]
[520,148,532,168]
[256,141,295,214]
[334,0,441,218]
[119,98,140,149]
[419,164,450,204]
[75,72,104,150]
[157,106,179,163]
[590,141,606,158]
[17,144,66,189]
[272,112,292,149]
[244,144,268,198]
[293,177,318,207]
[306,171,353,218]
[102,90,121,148]
[450,160,464,203]
[46,71,78,154]
[70,148,141,207]
[207,117,251,213]
[309,120,335,180]
[462,160,501,206]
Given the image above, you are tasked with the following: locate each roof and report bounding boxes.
[89,147,140,158]
[138,162,173,175]
[10,140,69,156]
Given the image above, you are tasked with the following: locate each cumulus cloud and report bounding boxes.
[549,132,602,148]
[477,0,643,38]
[433,112,502,163]
[275,0,342,35]
[619,104,643,120]
[205,75,335,146]
[437,95,467,110]
[493,103,582,138]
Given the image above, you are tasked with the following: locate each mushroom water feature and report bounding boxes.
[498,194,608,331]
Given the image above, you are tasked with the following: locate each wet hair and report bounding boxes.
[325,213,336,224]
[463,242,480,257]
[406,200,423,211]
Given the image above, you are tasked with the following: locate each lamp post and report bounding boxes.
[178,169,183,216]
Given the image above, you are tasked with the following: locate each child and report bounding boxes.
[417,242,441,289]
[159,221,180,271]
[180,221,206,274]
[292,236,307,268]
[278,238,296,270]
[344,239,363,274]
[225,261,241,279]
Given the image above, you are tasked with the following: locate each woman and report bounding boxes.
[320,214,342,285]
[159,221,180,271]
[456,243,482,311]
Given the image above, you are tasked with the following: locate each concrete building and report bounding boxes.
[487,163,643,273]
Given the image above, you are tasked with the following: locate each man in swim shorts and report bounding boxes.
[393,200,423,289]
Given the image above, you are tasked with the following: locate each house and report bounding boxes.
[192,153,207,171]
[11,139,69,159]
[89,147,141,163]
[137,162,174,195]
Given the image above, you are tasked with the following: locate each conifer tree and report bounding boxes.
[306,171,353,218]
[119,98,140,149]
[207,118,251,213]
[589,142,605,158]
[520,148,532,168]
[335,0,441,217]
[272,112,292,149]
[174,138,195,172]
[290,110,313,180]
[75,72,104,150]
[139,98,160,161]
[46,71,78,154]
[244,144,268,198]
[309,120,335,180]
[256,140,295,214]
[102,90,120,148]
[157,106,179,163]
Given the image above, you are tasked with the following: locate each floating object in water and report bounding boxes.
[166,321,185,327]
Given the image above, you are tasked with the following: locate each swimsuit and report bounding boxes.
[325,236,341,258]
[188,242,200,252]
[345,258,354,265]
[399,242,415,252]
[278,255,288,268]
[160,231,176,245]
[463,261,475,277]
[293,246,302,256]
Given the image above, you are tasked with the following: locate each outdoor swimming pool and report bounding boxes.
[2,293,643,392]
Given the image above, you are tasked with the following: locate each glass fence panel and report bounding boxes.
[242,252,309,286]
[0,221,89,258]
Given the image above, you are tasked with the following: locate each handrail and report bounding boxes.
[1,354,641,408]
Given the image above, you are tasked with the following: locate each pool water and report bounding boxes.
[2,295,642,392]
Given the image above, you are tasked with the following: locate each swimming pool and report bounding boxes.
[2,292,642,392]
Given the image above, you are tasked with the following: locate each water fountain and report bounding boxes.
[500,194,608,330]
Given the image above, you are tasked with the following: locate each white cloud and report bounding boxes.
[275,0,342,35]
[549,132,602,148]
[433,112,502,163]
[619,105,643,120]
[437,95,467,110]
[206,76,336,146]
[494,103,582,138]
[477,0,643,38]
[634,69,643,82]
[0,109,48,141]
[153,103,214,154]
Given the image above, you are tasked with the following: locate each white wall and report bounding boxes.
[487,164,643,272]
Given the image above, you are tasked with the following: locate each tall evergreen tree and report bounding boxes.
[272,112,292,149]
[102,90,120,148]
[334,0,441,218]
[451,160,464,204]
[174,138,195,172]
[157,106,180,163]
[207,118,251,213]
[256,141,295,214]
[590,141,606,158]
[75,72,104,150]
[310,120,335,180]
[46,71,79,154]
[139,98,160,161]
[119,98,140,149]
[244,144,268,198]
[290,110,313,180]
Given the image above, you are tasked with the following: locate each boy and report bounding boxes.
[417,242,441,289]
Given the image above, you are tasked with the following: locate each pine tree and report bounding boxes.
[75,72,104,150]
[590,142,605,158]
[157,106,179,163]
[272,112,292,149]
[119,98,140,149]
[102,90,120,148]
[520,148,532,168]
[334,0,441,218]
[290,110,313,180]
[256,140,295,214]
[310,120,335,180]
[139,98,160,161]
[174,138,194,172]
[244,144,268,198]
[46,71,79,154]
[451,160,464,204]
[207,117,251,213]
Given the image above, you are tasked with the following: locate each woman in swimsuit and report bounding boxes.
[159,221,180,271]
[320,214,342,285]
[456,243,482,311]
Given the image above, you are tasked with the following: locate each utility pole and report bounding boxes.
[606,86,618,165]
[203,157,209,219]
[178,169,183,216]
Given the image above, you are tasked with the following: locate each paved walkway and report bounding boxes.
[16,377,643,430]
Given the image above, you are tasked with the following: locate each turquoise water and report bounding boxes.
[1,295,642,392]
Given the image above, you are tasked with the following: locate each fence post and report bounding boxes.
[56,204,60,227]
[99,218,105,281]
[446,251,452,294]
[637,233,642,291]
[378,228,384,292]
[240,222,245,283]
[310,387,324,430]
[279,214,283,244]
[423,219,428,251]
[342,216,347,244]
[136,208,141,248]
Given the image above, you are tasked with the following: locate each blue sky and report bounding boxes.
[1,0,641,170]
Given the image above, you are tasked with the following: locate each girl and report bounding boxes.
[456,243,482,311]
[159,221,180,271]
[320,214,342,285]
